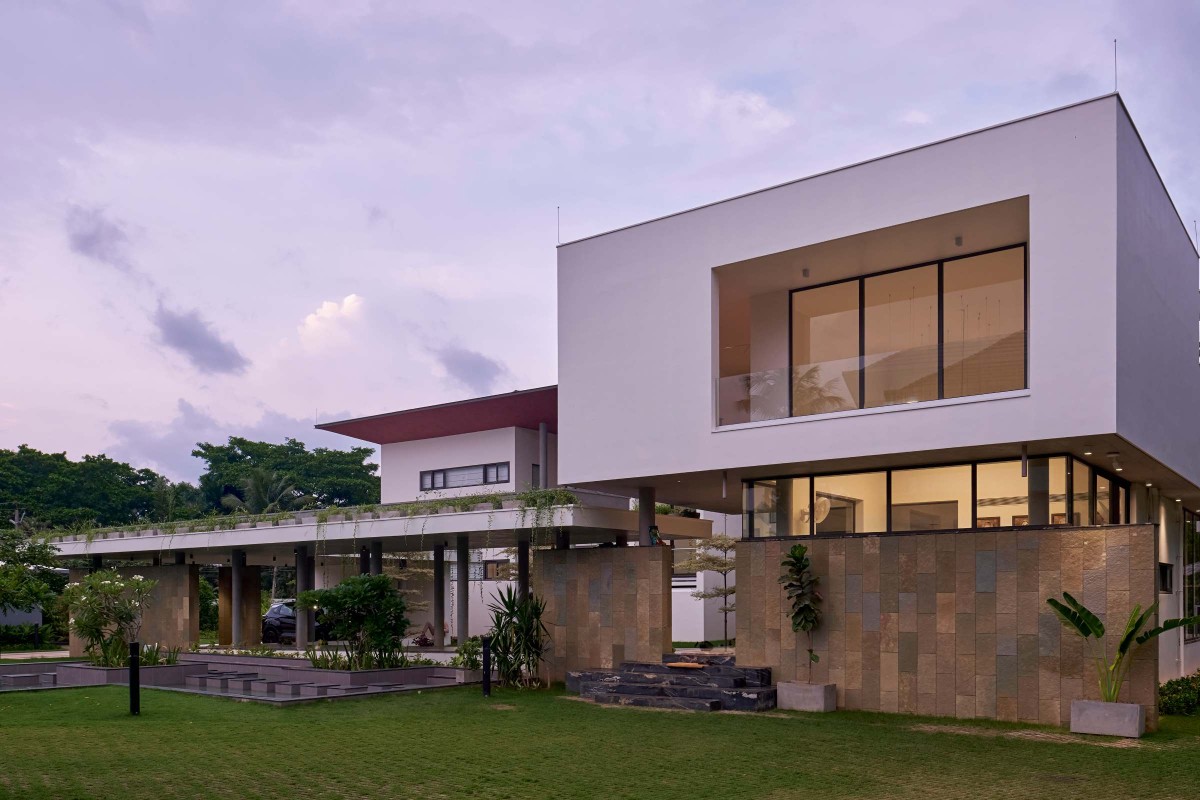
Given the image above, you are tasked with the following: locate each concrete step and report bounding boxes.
[299,683,340,697]
[619,661,772,687]
[274,682,313,697]
[590,692,720,712]
[0,674,41,688]
[568,669,745,692]
[249,680,289,695]
[40,673,57,686]
[579,681,777,712]
[326,685,370,696]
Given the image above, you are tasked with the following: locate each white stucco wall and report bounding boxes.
[1115,108,1200,489]
[558,96,1122,486]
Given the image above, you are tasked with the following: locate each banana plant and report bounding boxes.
[780,544,823,666]
[1047,592,1199,703]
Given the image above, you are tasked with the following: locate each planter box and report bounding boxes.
[56,663,207,687]
[1070,699,1145,738]
[777,681,837,712]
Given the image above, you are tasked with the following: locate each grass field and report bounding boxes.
[1,686,1198,799]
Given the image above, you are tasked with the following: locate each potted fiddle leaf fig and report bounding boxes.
[776,543,834,711]
[1047,591,1199,737]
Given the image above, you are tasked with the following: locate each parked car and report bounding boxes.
[261,600,330,644]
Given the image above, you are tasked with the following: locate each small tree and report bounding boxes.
[488,585,550,688]
[299,574,409,671]
[62,570,157,667]
[0,509,58,615]
[780,544,823,674]
[678,534,737,644]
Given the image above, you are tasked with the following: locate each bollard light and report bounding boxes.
[128,641,141,716]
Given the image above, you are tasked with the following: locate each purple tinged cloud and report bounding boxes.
[432,345,507,394]
[153,303,250,375]
[65,205,134,273]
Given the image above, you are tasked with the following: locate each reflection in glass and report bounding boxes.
[1072,460,1093,526]
[943,247,1026,399]
[813,472,887,534]
[1095,475,1113,525]
[744,478,812,537]
[864,265,938,408]
[791,282,860,416]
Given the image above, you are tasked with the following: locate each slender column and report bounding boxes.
[1029,458,1051,526]
[517,539,530,601]
[433,545,446,647]
[174,551,186,566]
[555,530,570,550]
[370,541,383,576]
[538,422,549,489]
[304,554,316,642]
[294,546,309,651]
[231,549,245,646]
[359,547,370,575]
[456,536,470,644]
[615,533,628,546]
[638,486,656,546]
[90,555,103,573]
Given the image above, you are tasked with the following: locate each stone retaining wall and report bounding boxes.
[737,526,1158,729]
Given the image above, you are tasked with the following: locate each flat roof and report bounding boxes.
[316,386,557,445]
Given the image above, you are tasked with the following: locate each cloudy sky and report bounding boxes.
[1,1,1197,481]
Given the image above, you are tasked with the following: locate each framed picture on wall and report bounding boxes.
[1013,515,1030,526]
[976,516,1001,528]
[1051,513,1068,525]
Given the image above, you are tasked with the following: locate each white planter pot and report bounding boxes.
[777,681,837,712]
[1070,699,1145,738]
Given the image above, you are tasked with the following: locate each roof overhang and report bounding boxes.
[316,386,558,445]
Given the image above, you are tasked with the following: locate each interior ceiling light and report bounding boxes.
[1083,450,1093,456]
[1146,482,1153,487]
[1107,452,1123,472]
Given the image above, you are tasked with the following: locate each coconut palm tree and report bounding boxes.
[220,468,310,514]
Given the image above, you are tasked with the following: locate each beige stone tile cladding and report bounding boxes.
[68,564,201,656]
[737,526,1158,730]
[534,546,672,684]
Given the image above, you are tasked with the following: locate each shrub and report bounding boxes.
[488,586,549,688]
[1159,672,1200,716]
[62,570,157,667]
[299,574,409,671]
[449,636,483,670]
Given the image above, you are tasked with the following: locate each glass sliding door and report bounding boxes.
[863,265,939,409]
[790,282,860,416]
[942,246,1026,399]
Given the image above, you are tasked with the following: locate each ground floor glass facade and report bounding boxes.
[745,455,1127,537]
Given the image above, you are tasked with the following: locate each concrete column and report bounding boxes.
[294,546,309,651]
[615,533,628,546]
[517,539,530,601]
[1029,458,1050,526]
[174,551,186,566]
[231,549,245,646]
[151,554,161,567]
[370,541,383,576]
[304,554,316,643]
[555,530,571,550]
[538,422,549,489]
[456,535,469,644]
[776,479,792,536]
[359,547,370,575]
[89,555,103,572]
[638,486,656,546]
[433,545,445,647]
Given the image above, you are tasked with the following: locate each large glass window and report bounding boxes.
[892,465,971,531]
[745,454,1122,537]
[942,248,1026,399]
[781,244,1027,421]
[813,472,886,534]
[790,282,860,416]
[864,266,939,409]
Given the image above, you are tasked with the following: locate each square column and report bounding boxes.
[456,536,470,644]
[231,549,245,646]
[433,545,445,647]
[370,541,383,576]
[295,545,309,651]
[638,486,656,546]
[359,547,370,575]
[517,539,530,601]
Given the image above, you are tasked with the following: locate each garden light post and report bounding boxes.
[128,641,140,716]
[481,635,491,698]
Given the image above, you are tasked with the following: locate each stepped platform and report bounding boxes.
[568,653,776,712]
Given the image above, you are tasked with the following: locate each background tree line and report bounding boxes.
[0,437,379,530]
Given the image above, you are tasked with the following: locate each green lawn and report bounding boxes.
[1,687,1198,800]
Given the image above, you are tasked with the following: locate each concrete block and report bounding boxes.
[1070,700,1144,738]
[777,681,836,712]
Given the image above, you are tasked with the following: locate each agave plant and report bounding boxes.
[1047,592,1199,703]
[487,585,550,688]
[780,544,822,667]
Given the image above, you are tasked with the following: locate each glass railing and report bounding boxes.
[717,334,1024,426]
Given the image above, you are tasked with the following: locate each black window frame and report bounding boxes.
[420,461,511,492]
[1185,510,1200,643]
[786,242,1029,419]
[744,452,1130,539]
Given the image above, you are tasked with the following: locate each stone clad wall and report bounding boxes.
[737,526,1158,728]
[69,564,200,656]
[535,546,672,684]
